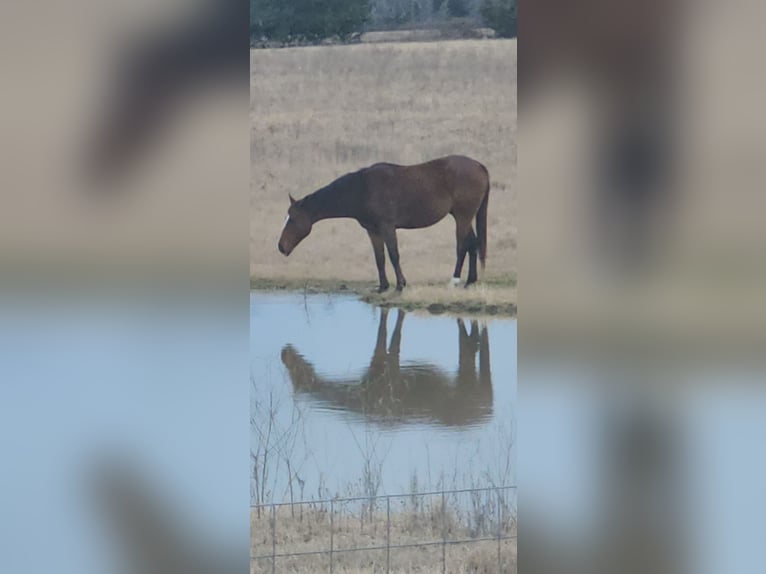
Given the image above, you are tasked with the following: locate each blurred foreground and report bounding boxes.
[520,1,766,574]
[1,1,249,574]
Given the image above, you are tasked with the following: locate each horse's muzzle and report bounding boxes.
[278,242,289,256]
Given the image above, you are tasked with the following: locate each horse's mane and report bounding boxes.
[302,169,365,205]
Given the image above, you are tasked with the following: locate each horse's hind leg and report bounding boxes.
[465,229,479,287]
[452,217,475,285]
[457,318,480,385]
[367,231,389,292]
[453,221,471,285]
[479,323,491,385]
[382,227,407,291]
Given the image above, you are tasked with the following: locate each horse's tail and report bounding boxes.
[476,170,490,269]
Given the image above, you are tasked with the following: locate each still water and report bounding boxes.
[250,292,517,503]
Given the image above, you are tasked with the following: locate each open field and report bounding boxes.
[251,40,517,309]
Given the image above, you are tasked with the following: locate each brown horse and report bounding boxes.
[280,308,493,427]
[277,155,490,291]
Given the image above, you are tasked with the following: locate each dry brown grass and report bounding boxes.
[251,40,517,294]
[251,503,516,574]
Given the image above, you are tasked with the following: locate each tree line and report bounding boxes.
[250,0,516,44]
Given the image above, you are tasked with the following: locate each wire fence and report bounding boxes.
[251,485,517,573]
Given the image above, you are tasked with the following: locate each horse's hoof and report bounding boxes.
[464,281,477,289]
[396,284,405,292]
[376,285,389,294]
[448,277,461,288]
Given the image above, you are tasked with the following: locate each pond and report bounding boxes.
[250,292,517,504]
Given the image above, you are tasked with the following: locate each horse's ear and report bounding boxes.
[289,194,297,206]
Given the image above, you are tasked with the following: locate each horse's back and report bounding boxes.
[366,155,487,188]
[441,155,489,187]
[415,155,489,195]
[361,156,489,228]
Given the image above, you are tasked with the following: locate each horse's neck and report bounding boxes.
[284,354,321,389]
[305,179,360,223]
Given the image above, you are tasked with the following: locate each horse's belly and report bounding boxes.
[398,211,446,229]
[397,200,451,229]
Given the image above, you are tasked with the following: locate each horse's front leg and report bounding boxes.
[388,309,405,355]
[382,227,407,291]
[367,231,389,292]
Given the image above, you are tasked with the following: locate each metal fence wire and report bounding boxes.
[251,485,517,574]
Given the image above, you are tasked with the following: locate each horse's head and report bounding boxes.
[280,344,317,390]
[277,195,312,256]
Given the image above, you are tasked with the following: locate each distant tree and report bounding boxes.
[377,0,414,27]
[251,0,371,42]
[447,0,470,18]
[412,1,422,20]
[480,0,517,38]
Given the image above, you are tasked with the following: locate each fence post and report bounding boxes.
[441,490,446,574]
[330,499,334,574]
[271,505,276,574]
[386,496,391,574]
[496,489,501,573]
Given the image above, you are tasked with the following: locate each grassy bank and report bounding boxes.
[250,274,516,316]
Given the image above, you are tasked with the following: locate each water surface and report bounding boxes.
[250,292,517,503]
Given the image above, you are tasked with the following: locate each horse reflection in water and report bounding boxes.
[280,308,492,427]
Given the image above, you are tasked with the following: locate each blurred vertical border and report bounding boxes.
[0,1,250,573]
[519,1,766,574]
